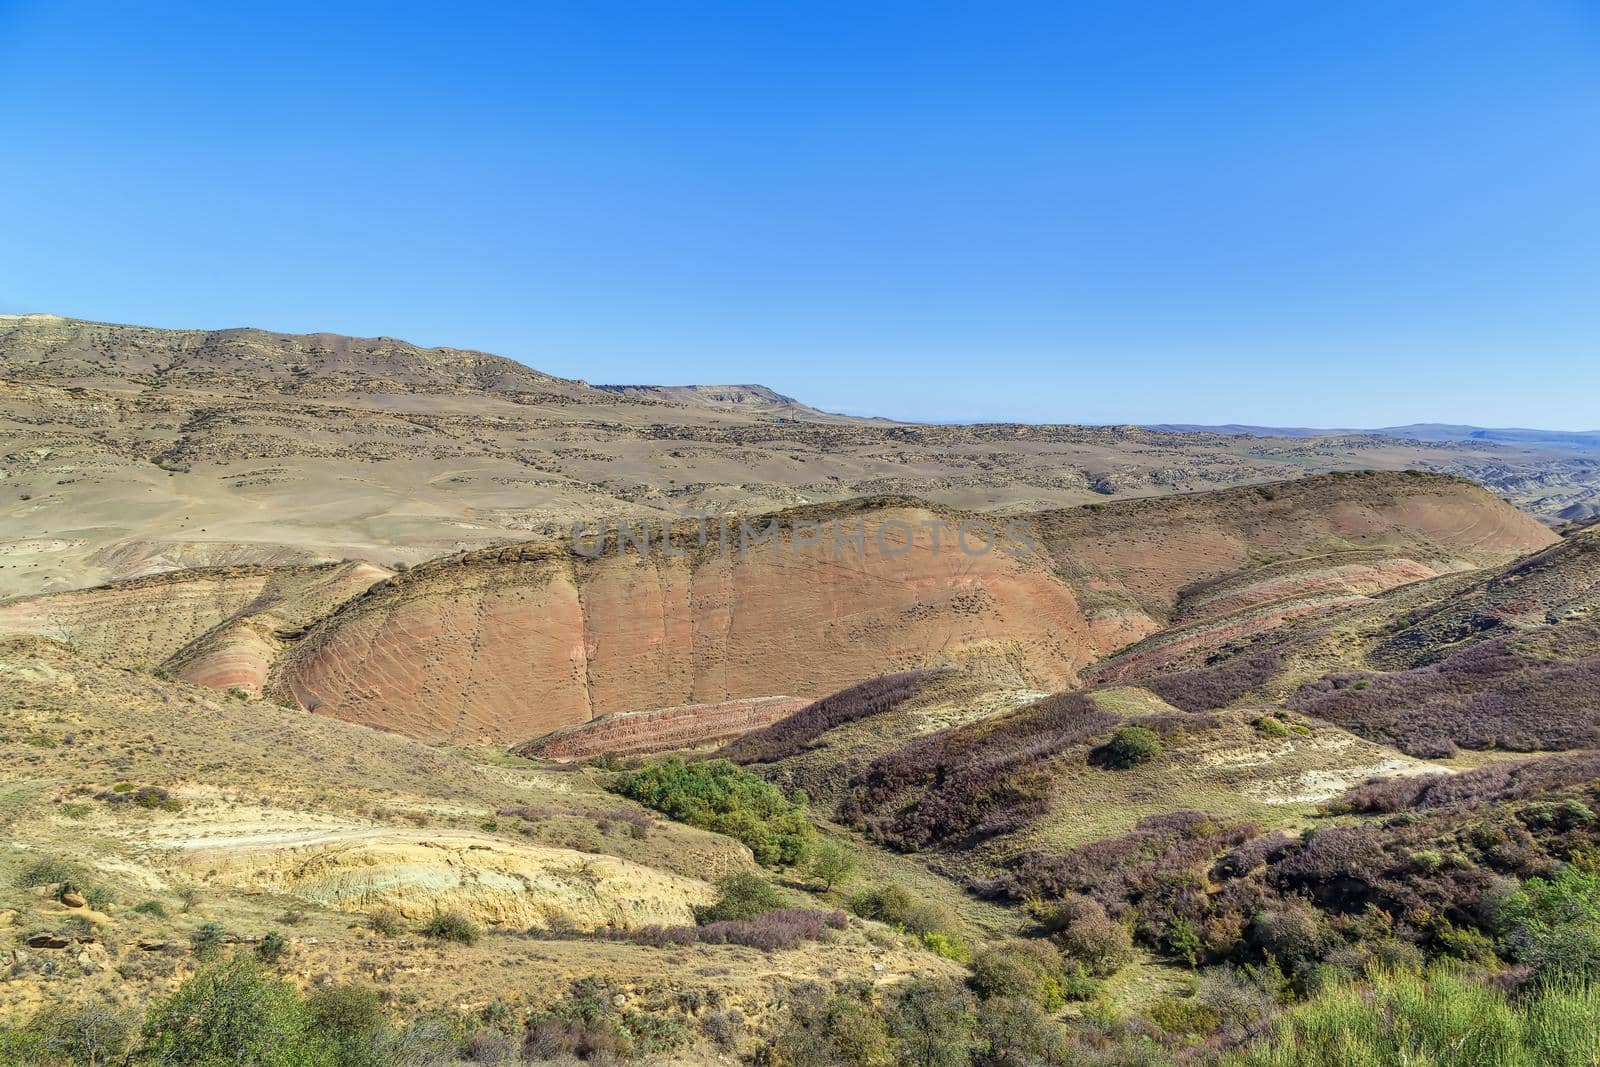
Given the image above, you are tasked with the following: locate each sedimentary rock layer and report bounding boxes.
[516,696,813,760]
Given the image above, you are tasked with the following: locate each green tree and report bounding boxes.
[808,841,858,892]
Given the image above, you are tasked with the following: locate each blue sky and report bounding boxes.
[3,2,1598,427]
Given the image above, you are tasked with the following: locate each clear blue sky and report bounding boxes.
[3,2,1598,427]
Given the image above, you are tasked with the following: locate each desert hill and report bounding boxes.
[0,472,1550,746]
[4,324,1600,1060]
[592,383,818,416]
[4,313,1594,599]
[709,514,1600,888]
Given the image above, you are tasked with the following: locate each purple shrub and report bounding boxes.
[697,908,848,951]
[838,692,1119,849]
[1145,650,1283,712]
[998,811,1261,961]
[1334,752,1600,814]
[718,670,941,764]
[1291,639,1600,757]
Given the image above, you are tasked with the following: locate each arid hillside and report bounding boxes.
[2,405,1597,1063]
[3,313,1592,598]
[0,472,1550,746]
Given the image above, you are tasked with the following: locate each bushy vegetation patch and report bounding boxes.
[971,940,1072,1008]
[1227,964,1600,1067]
[1292,637,1600,757]
[695,872,786,922]
[521,977,688,1061]
[991,757,1600,984]
[719,669,941,764]
[1331,750,1600,814]
[849,884,957,939]
[138,958,335,1065]
[1144,649,1283,712]
[0,1002,133,1066]
[422,908,480,944]
[1096,725,1162,769]
[610,757,814,865]
[839,692,1119,849]
[1498,866,1600,982]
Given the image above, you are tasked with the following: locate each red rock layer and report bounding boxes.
[277,507,1100,744]
[516,696,813,760]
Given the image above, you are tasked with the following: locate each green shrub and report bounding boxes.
[1039,894,1135,976]
[83,883,115,911]
[14,856,77,888]
[609,757,814,866]
[132,786,182,812]
[696,872,786,923]
[920,931,967,961]
[885,977,977,1067]
[256,931,288,964]
[422,908,479,944]
[23,1001,133,1066]
[58,802,92,820]
[850,884,954,939]
[367,905,405,936]
[850,884,966,958]
[306,984,386,1064]
[1101,726,1162,769]
[1254,716,1290,739]
[971,940,1066,1008]
[1498,867,1600,981]
[773,986,892,1067]
[1229,966,1600,1066]
[133,899,169,918]
[1151,992,1223,1036]
[973,996,1067,1066]
[139,958,335,1066]
[191,921,227,959]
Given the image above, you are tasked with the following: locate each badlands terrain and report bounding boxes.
[2,315,1600,1065]
[4,313,1599,598]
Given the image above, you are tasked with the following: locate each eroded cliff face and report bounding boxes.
[0,476,1559,749]
[275,505,1102,743]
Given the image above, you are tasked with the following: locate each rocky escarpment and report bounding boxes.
[0,560,389,690]
[0,566,280,667]
[274,503,1101,744]
[515,696,813,761]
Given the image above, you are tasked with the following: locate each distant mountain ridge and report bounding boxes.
[1148,421,1600,452]
[591,382,814,414]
